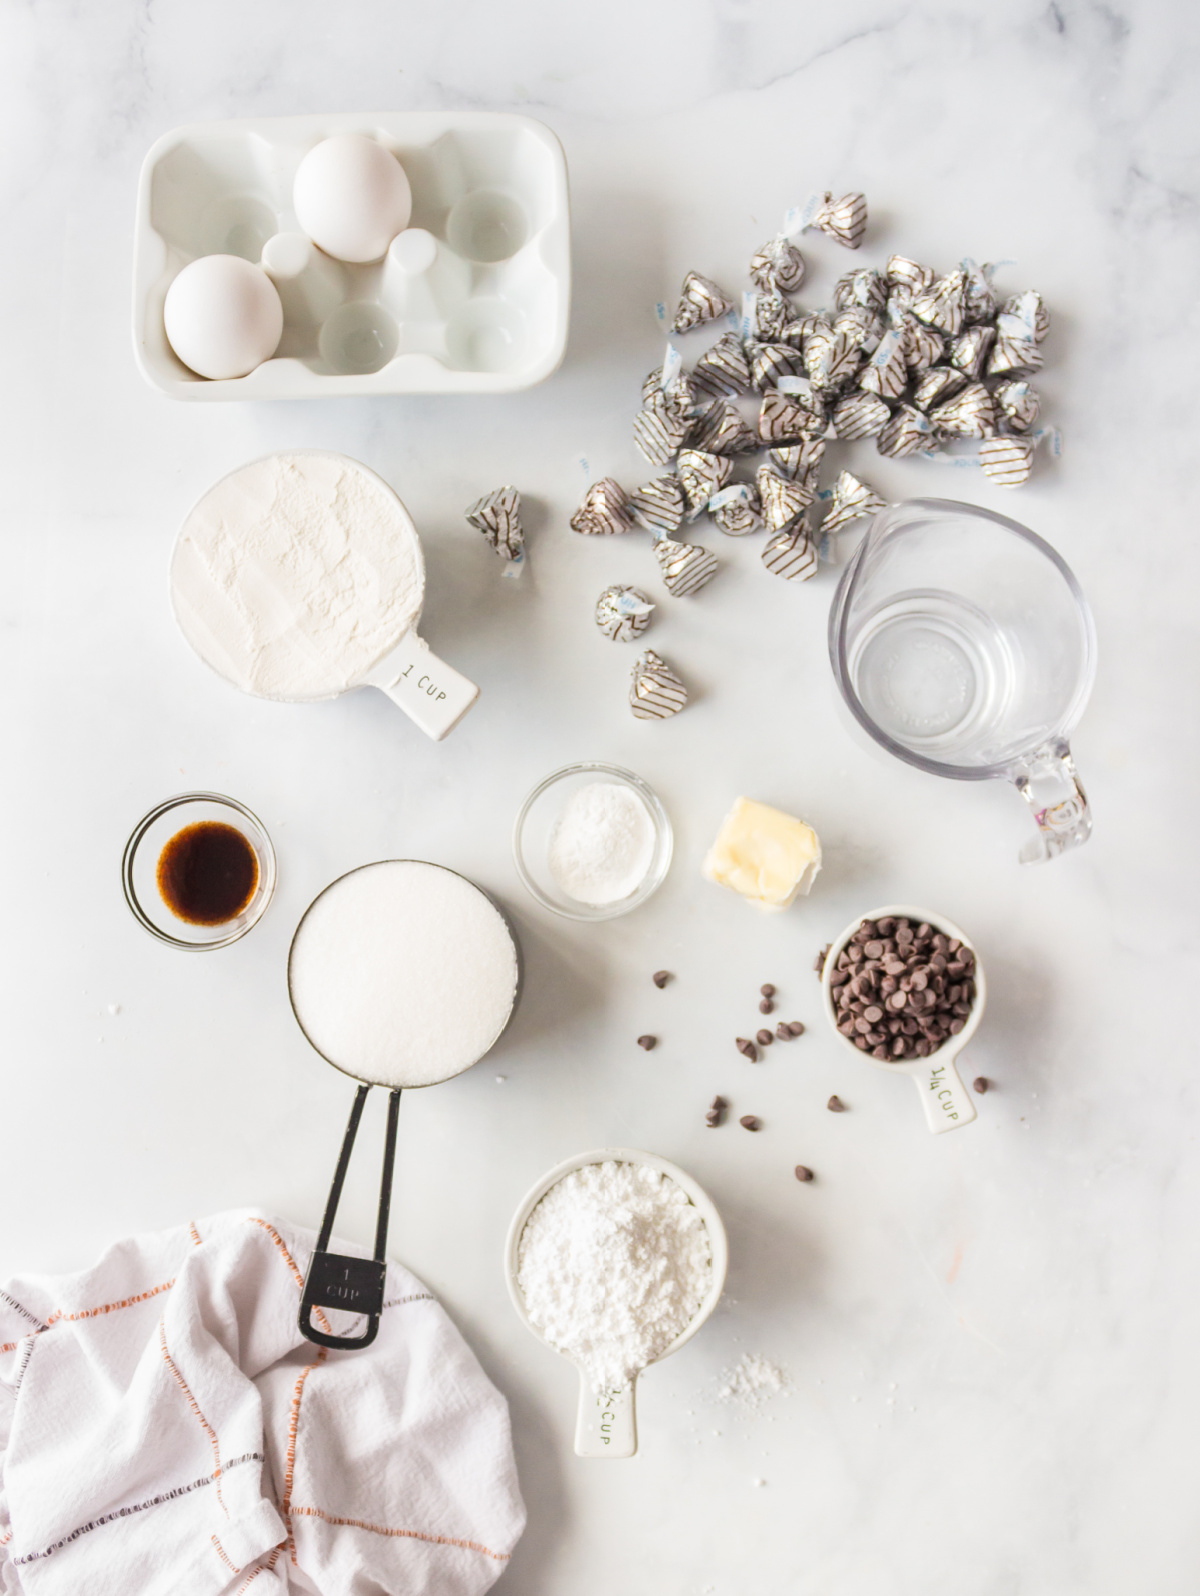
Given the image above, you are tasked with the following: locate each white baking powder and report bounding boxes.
[517,1160,712,1392]
[288,861,518,1089]
[171,451,423,701]
[547,782,656,905]
[715,1352,789,1410]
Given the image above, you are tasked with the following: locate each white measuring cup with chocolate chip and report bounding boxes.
[170,450,478,740]
[820,906,986,1134]
[504,1150,727,1458]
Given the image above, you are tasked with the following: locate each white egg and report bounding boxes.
[163,255,283,380]
[293,133,413,264]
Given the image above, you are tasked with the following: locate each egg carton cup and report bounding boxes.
[133,112,570,400]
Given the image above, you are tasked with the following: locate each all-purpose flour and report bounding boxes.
[171,451,423,701]
[517,1161,713,1392]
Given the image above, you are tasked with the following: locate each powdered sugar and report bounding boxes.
[715,1352,790,1410]
[517,1160,713,1393]
[547,782,656,905]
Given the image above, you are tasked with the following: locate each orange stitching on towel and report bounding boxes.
[234,1544,282,1594]
[188,1221,202,1247]
[0,1528,11,1545]
[211,1533,237,1571]
[158,1319,226,1516]
[281,1350,326,1563]
[0,1342,16,1354]
[244,1218,332,1335]
[290,1506,512,1562]
[45,1279,175,1325]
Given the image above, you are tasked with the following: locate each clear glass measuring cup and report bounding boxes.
[828,499,1096,863]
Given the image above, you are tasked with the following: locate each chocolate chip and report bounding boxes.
[827,1095,845,1112]
[794,1165,814,1182]
[739,1114,761,1131]
[756,1028,774,1046]
[862,1005,883,1024]
[652,970,671,988]
[776,1023,791,1041]
[760,983,776,997]
[814,944,831,974]
[637,1035,656,1050]
[788,1021,805,1036]
[705,1094,727,1126]
[759,997,774,1014]
[736,1037,758,1061]
[973,1076,988,1094]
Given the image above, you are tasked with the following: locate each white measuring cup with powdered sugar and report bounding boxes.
[504,1149,728,1458]
[170,449,477,740]
[821,903,987,1134]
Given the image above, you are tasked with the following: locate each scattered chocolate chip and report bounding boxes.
[973,1076,988,1094]
[739,1114,761,1131]
[758,997,774,1014]
[788,1021,805,1037]
[652,970,671,989]
[775,1022,791,1041]
[736,1037,758,1061]
[705,1094,727,1126]
[814,943,831,974]
[760,983,776,997]
[756,1028,774,1046]
[827,1095,845,1113]
[637,1035,656,1050]
[794,1165,814,1182]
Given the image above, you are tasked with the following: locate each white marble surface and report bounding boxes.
[2,2,1198,1591]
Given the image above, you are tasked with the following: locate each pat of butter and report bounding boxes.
[703,796,822,911]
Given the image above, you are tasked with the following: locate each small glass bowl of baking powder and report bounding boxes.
[512,762,672,921]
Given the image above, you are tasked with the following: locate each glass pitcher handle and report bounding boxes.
[1012,741,1092,865]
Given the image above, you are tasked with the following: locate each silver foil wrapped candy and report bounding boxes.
[834,267,887,315]
[690,331,752,399]
[571,477,633,536]
[961,258,997,324]
[886,254,936,294]
[466,485,524,563]
[949,324,996,380]
[832,391,891,439]
[911,365,968,412]
[630,649,688,720]
[769,436,826,478]
[762,525,819,581]
[802,191,868,249]
[672,271,736,334]
[759,389,826,444]
[900,315,945,371]
[653,536,719,596]
[993,379,1040,433]
[821,470,887,535]
[627,475,686,536]
[877,403,934,458]
[595,584,655,641]
[634,391,693,464]
[802,324,861,391]
[756,464,815,531]
[747,341,804,391]
[677,449,733,519]
[979,435,1035,487]
[858,327,907,399]
[708,482,764,536]
[750,235,806,293]
[929,381,996,439]
[909,270,966,336]
[689,399,760,456]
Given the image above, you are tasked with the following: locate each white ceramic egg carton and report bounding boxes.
[133,111,570,400]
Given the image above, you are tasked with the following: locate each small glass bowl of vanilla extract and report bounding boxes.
[122,793,276,949]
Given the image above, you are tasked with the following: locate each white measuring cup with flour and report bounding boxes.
[821,903,986,1134]
[504,1149,728,1458]
[288,860,520,1349]
[170,450,478,740]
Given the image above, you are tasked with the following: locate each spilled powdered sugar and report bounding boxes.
[517,1161,712,1393]
[714,1352,790,1410]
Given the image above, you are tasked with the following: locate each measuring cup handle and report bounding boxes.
[912,1054,978,1135]
[371,630,479,741]
[574,1376,637,1458]
[1013,742,1092,865]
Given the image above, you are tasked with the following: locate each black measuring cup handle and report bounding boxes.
[299,1085,401,1351]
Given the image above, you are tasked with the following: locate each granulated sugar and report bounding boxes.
[517,1160,712,1392]
[715,1353,790,1410]
[547,782,656,905]
[288,860,518,1088]
[171,451,423,701]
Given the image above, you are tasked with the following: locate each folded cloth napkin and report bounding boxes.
[0,1210,525,1595]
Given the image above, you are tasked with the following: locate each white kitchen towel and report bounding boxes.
[0,1210,525,1595]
